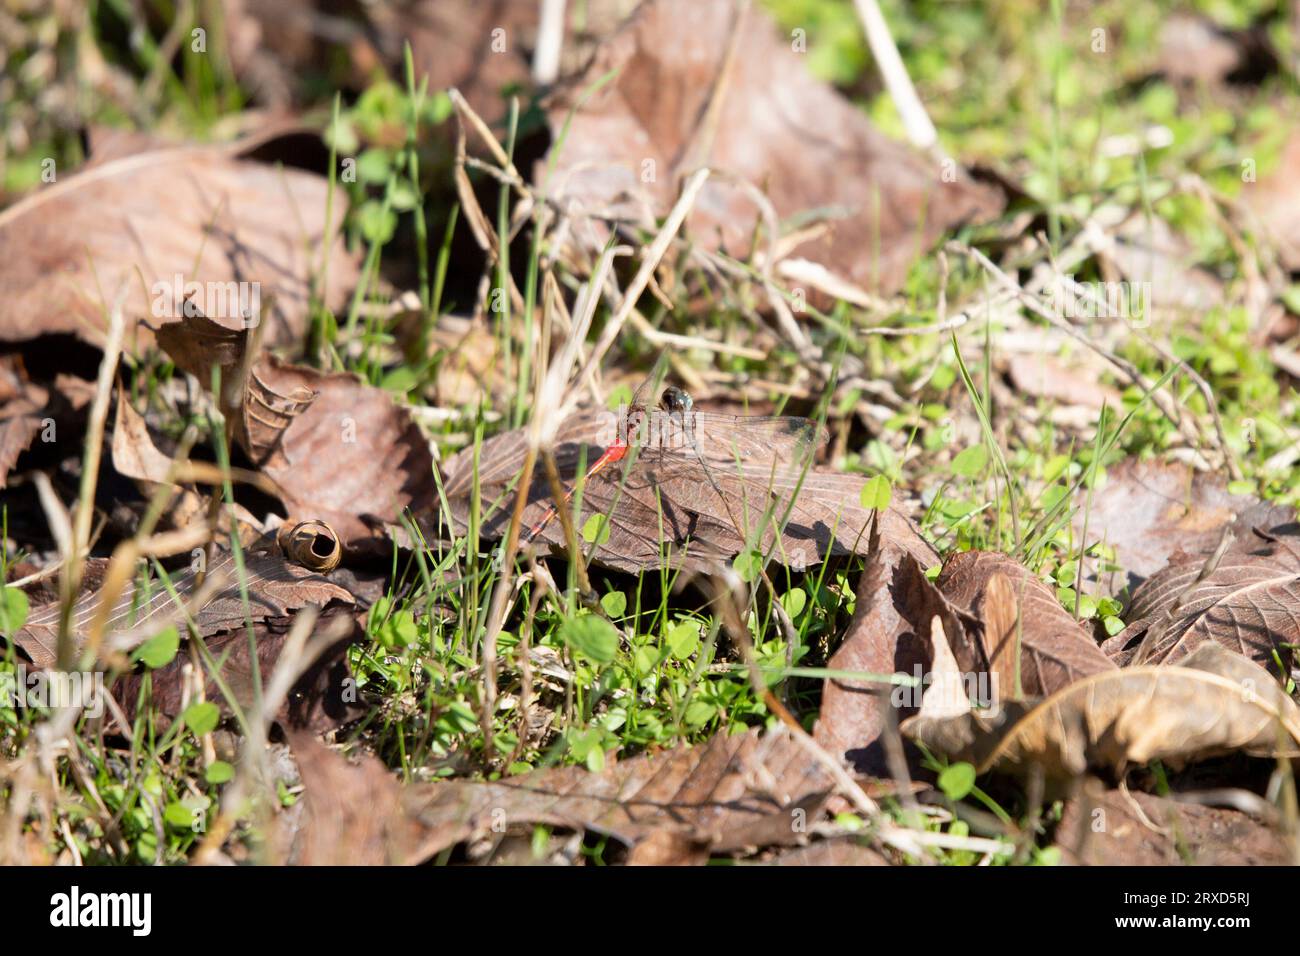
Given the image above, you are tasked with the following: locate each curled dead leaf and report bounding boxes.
[936,550,1115,700]
[153,309,435,549]
[278,520,342,573]
[251,357,437,548]
[813,536,974,777]
[111,386,177,488]
[814,546,1112,776]
[902,644,1300,781]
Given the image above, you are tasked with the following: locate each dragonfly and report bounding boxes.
[520,367,827,556]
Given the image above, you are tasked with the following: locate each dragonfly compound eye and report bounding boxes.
[659,386,694,414]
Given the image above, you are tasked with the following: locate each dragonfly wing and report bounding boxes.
[678,413,826,472]
[447,408,620,535]
[615,455,932,568]
[524,466,737,572]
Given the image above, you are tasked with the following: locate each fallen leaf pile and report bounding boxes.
[283,724,832,866]
[153,307,437,549]
[903,643,1300,782]
[2,0,1299,871]
[1104,511,1300,668]
[814,543,1116,776]
[541,0,1002,297]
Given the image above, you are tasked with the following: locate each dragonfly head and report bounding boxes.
[659,386,694,414]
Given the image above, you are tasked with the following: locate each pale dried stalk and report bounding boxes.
[195,608,354,865]
[954,242,1211,457]
[533,0,568,84]
[852,0,940,153]
[479,246,619,743]
[56,288,127,668]
[564,168,711,419]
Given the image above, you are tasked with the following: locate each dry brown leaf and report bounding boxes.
[111,388,177,487]
[0,135,359,353]
[813,539,976,776]
[154,306,319,472]
[406,726,832,860]
[1158,13,1248,85]
[442,406,936,573]
[53,373,96,412]
[1105,214,1224,312]
[982,573,1022,702]
[218,1,633,120]
[625,830,710,866]
[541,0,1001,296]
[395,0,635,124]
[280,724,833,865]
[768,837,890,866]
[13,541,355,669]
[1005,353,1120,412]
[0,354,48,487]
[1055,786,1295,866]
[114,605,364,735]
[902,643,1300,781]
[108,386,272,537]
[253,357,436,548]
[152,309,434,548]
[284,730,430,865]
[814,547,1113,776]
[1078,458,1290,596]
[217,0,363,108]
[1103,518,1300,668]
[937,551,1115,699]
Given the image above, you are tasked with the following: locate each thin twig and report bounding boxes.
[56,288,127,669]
[533,0,568,85]
[852,0,940,153]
